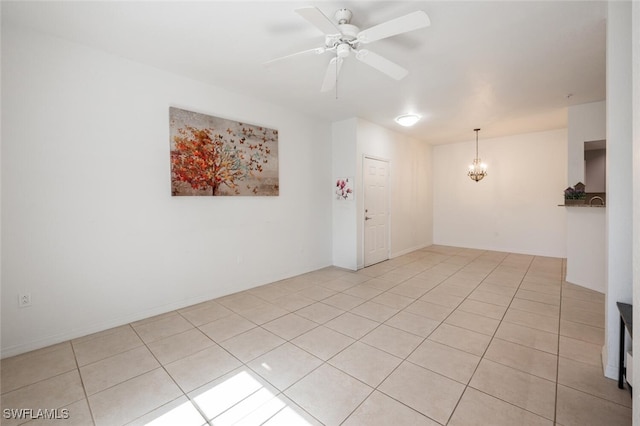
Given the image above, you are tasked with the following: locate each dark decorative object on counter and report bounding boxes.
[564,182,586,205]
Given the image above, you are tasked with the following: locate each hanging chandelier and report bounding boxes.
[468,128,487,182]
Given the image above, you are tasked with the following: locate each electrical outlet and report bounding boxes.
[18,293,32,308]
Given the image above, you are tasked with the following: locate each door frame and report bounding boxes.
[361,155,391,268]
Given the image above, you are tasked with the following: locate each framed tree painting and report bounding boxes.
[169,107,279,196]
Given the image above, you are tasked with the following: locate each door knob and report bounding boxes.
[365,216,372,221]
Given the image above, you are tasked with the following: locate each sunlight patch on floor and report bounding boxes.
[145,369,313,425]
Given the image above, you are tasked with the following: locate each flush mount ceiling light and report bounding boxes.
[468,128,487,182]
[395,114,421,127]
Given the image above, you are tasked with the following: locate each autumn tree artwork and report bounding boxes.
[170,107,279,196]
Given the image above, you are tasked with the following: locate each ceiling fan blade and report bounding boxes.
[263,47,326,67]
[295,7,341,35]
[357,11,430,44]
[355,49,408,80]
[321,57,343,92]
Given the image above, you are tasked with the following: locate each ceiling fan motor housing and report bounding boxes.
[338,23,359,41]
[334,9,359,42]
[335,8,352,24]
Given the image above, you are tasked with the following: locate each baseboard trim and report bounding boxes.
[602,344,619,380]
[1,261,332,359]
[391,243,432,259]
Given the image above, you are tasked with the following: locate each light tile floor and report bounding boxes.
[0,246,632,425]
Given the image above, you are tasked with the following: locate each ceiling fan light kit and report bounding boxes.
[265,6,431,93]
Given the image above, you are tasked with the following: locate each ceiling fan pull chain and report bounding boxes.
[335,55,339,99]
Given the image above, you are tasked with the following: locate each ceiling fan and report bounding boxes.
[264,7,431,92]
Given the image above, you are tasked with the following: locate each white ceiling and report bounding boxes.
[2,1,607,144]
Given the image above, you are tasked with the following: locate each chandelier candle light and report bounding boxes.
[468,128,487,182]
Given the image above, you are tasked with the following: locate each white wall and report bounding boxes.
[330,118,433,270]
[355,119,433,269]
[565,208,606,293]
[1,25,333,357]
[332,119,358,270]
[567,101,606,186]
[585,149,606,193]
[603,0,633,380]
[433,129,567,257]
[565,102,606,292]
[631,2,640,422]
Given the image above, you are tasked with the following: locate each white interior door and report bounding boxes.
[364,157,389,267]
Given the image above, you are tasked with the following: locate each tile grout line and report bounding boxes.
[133,306,304,425]
[442,252,536,425]
[125,321,205,426]
[167,258,603,423]
[69,340,98,426]
[215,255,576,424]
[282,256,440,424]
[479,257,566,422]
[166,270,373,425]
[253,255,460,424]
[245,285,369,425]
[306,248,466,424]
[366,249,509,424]
[126,311,285,426]
[274,258,442,425]
[553,258,567,424]
[8,249,612,426]
[335,248,477,425]
[554,267,632,414]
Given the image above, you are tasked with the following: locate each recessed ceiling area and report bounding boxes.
[1,1,607,144]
